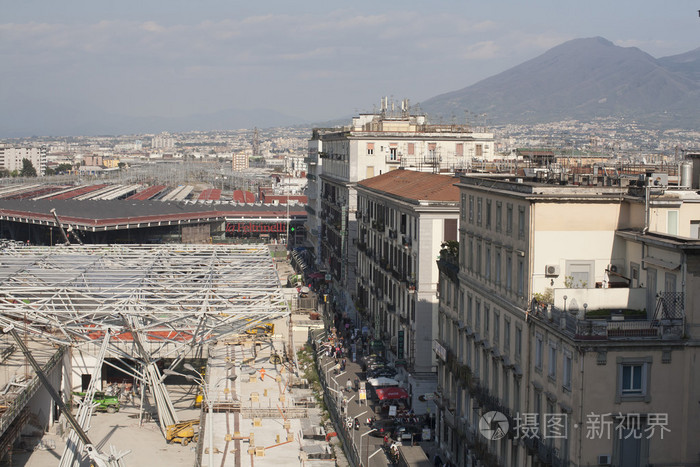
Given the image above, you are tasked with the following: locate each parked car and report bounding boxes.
[368,418,398,437]
[392,425,423,441]
[367,366,397,378]
[362,355,387,372]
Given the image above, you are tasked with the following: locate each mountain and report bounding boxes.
[657,47,700,82]
[0,100,304,138]
[419,37,700,129]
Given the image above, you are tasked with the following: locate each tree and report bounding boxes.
[56,163,73,174]
[20,158,37,177]
[44,167,56,176]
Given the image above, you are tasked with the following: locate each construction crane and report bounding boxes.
[2,325,129,467]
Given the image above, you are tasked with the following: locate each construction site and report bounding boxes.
[0,243,330,467]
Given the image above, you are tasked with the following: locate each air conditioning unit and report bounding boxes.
[597,454,611,465]
[545,265,560,277]
[607,263,624,275]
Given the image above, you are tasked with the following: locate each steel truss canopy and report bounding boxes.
[0,244,290,347]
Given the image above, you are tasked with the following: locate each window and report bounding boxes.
[486,199,492,229]
[495,249,501,285]
[477,198,482,225]
[468,237,474,272]
[515,325,522,359]
[476,242,482,275]
[389,146,398,161]
[493,312,500,346]
[483,351,489,386]
[485,245,491,280]
[563,351,572,390]
[535,334,543,371]
[548,342,557,380]
[484,305,490,335]
[475,300,481,331]
[469,196,474,223]
[496,201,502,232]
[518,206,525,239]
[622,365,643,393]
[506,255,512,291]
[493,360,499,396]
[517,259,524,296]
[460,194,467,221]
[616,357,651,403]
[506,203,513,234]
[367,143,374,155]
[667,210,679,235]
[504,318,510,351]
[467,294,473,325]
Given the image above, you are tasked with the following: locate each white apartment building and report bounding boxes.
[309,106,494,318]
[433,169,700,467]
[0,146,47,176]
[355,169,460,413]
[232,152,250,172]
[151,132,175,149]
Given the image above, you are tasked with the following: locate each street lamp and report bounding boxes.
[165,366,236,467]
[359,428,376,466]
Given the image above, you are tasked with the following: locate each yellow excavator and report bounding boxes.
[166,419,200,446]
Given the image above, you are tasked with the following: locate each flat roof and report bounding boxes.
[0,199,306,231]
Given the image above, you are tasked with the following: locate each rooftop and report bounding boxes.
[357,169,460,203]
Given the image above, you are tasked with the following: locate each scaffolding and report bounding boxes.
[0,243,291,447]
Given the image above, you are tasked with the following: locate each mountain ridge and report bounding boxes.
[419,37,700,129]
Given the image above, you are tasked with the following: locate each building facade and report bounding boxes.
[355,170,460,413]
[309,107,494,319]
[0,146,47,176]
[434,172,700,466]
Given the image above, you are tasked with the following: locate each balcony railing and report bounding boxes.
[530,298,684,340]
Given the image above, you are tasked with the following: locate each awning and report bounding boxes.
[375,387,409,401]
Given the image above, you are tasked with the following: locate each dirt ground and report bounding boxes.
[10,384,202,467]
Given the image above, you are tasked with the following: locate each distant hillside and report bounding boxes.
[0,101,304,138]
[419,37,700,129]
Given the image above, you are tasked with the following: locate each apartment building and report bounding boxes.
[232,152,249,172]
[434,172,700,467]
[304,131,324,268]
[309,105,494,317]
[355,169,460,413]
[0,146,47,175]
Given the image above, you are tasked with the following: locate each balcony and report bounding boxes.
[529,295,684,340]
[552,287,645,316]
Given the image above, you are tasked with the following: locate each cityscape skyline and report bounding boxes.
[2,1,699,137]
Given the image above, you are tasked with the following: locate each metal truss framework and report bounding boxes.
[0,244,290,348]
[0,243,291,448]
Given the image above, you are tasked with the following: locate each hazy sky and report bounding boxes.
[2,0,699,124]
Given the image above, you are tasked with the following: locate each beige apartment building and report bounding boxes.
[434,171,700,467]
[355,169,460,413]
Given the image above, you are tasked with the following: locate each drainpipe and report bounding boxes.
[643,182,650,235]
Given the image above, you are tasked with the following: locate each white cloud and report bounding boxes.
[140,21,166,33]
